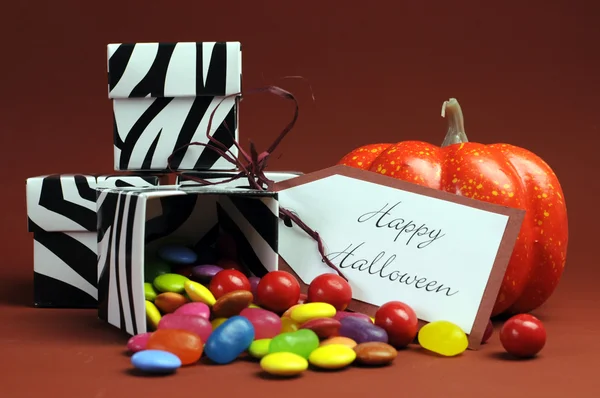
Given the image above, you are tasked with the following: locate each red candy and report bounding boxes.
[146,329,203,365]
[256,271,300,313]
[300,317,341,339]
[307,273,353,311]
[500,314,547,358]
[374,301,418,348]
[209,269,251,299]
[239,307,282,339]
[297,293,308,304]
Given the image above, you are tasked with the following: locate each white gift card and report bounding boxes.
[274,165,524,349]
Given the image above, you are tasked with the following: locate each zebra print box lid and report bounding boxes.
[26,174,162,233]
[107,42,242,99]
[176,171,303,187]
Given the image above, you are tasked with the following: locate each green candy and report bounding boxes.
[144,258,172,283]
[248,339,271,359]
[268,329,320,359]
[144,283,158,301]
[153,273,189,294]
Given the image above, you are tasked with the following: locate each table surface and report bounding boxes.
[1,266,598,398]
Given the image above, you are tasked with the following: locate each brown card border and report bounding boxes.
[273,165,525,350]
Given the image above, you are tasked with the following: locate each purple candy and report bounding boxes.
[191,264,224,284]
[333,311,372,323]
[174,302,211,319]
[127,332,152,353]
[157,314,212,343]
[338,316,388,344]
[248,276,261,298]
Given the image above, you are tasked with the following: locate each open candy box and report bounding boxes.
[96,184,281,336]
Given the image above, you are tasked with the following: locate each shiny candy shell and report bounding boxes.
[290,303,336,324]
[300,317,341,339]
[127,332,153,353]
[248,338,272,359]
[211,318,228,330]
[240,307,282,340]
[204,316,255,364]
[184,280,216,306]
[154,292,188,313]
[144,283,158,301]
[153,273,189,294]
[157,313,212,343]
[211,290,254,318]
[145,300,161,330]
[320,336,357,349]
[174,302,211,319]
[260,352,308,377]
[418,320,468,357]
[191,264,224,284]
[308,344,356,369]
[158,245,198,265]
[268,329,320,359]
[131,350,181,373]
[338,316,388,344]
[146,329,203,365]
[353,342,398,366]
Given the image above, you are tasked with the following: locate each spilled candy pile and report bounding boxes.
[128,238,545,377]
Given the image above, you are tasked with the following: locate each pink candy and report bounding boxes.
[239,307,282,339]
[174,302,211,319]
[157,314,212,343]
[127,332,152,353]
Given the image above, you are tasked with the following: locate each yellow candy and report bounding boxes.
[369,317,375,323]
[248,303,261,309]
[184,280,216,306]
[248,339,271,359]
[145,300,161,330]
[211,318,228,330]
[320,336,357,348]
[260,352,308,376]
[418,320,468,357]
[308,344,356,369]
[280,316,299,333]
[290,303,336,324]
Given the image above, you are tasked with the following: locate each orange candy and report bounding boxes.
[146,329,203,365]
[281,316,299,333]
[154,292,188,314]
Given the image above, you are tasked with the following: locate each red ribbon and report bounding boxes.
[166,84,348,281]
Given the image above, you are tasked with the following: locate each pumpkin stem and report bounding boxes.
[440,98,469,147]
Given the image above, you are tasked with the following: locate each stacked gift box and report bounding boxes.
[26,42,301,333]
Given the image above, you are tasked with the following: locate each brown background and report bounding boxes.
[1,0,598,396]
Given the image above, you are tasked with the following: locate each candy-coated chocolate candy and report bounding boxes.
[290,303,336,324]
[499,314,546,358]
[260,352,308,377]
[320,336,357,348]
[157,314,212,343]
[297,293,308,304]
[307,274,353,311]
[144,259,172,283]
[184,280,216,306]
[146,329,203,365]
[248,276,260,298]
[333,311,372,323]
[300,317,341,339]
[191,265,224,284]
[127,332,153,353]
[212,290,254,318]
[353,342,398,366]
[158,245,198,265]
[154,292,188,314]
[145,300,161,330]
[308,344,356,369]
[281,317,299,333]
[239,307,282,339]
[374,301,418,348]
[256,271,301,313]
[268,329,320,359]
[153,273,189,294]
[282,304,302,319]
[248,338,272,359]
[204,316,255,365]
[144,283,158,301]
[338,316,388,344]
[248,303,261,309]
[418,320,468,357]
[131,350,181,373]
[482,319,494,344]
[211,318,228,330]
[209,269,251,299]
[174,302,210,319]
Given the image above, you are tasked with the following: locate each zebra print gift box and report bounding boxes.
[176,170,302,187]
[26,174,165,308]
[107,41,242,172]
[96,184,279,336]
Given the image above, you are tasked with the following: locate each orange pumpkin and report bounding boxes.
[337,98,568,317]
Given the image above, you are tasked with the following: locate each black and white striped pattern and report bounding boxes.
[96,185,279,336]
[107,42,242,172]
[26,174,163,308]
[176,171,302,188]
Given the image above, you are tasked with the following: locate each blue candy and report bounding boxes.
[204,316,255,364]
[157,245,198,265]
[131,350,182,373]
